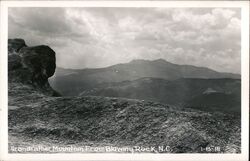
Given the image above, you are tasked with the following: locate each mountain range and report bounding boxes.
[50,59,240,95]
[49,59,241,115]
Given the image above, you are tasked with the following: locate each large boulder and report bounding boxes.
[8,53,22,71]
[19,45,56,86]
[8,39,27,53]
[8,39,58,94]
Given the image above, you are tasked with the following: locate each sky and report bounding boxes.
[8,7,241,74]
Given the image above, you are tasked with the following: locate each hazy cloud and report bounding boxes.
[8,7,241,74]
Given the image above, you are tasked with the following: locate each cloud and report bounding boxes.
[8,7,241,74]
[9,8,71,35]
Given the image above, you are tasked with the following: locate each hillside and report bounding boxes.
[9,95,240,153]
[80,77,241,114]
[8,39,241,153]
[49,59,240,96]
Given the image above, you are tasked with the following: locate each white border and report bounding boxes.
[0,1,249,161]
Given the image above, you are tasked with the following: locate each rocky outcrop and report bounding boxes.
[8,38,27,53]
[19,45,56,86]
[8,38,59,96]
[8,53,22,71]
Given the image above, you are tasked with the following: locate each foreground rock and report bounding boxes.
[8,38,27,53]
[8,39,59,96]
[8,39,241,153]
[19,45,56,86]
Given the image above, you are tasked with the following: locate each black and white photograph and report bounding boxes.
[0,1,249,161]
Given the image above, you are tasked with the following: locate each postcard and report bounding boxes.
[0,1,249,161]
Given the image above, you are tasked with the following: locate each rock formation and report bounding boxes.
[8,38,27,53]
[8,38,59,96]
[19,45,56,86]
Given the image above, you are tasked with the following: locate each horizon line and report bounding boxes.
[56,58,241,75]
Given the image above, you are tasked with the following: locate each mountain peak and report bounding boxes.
[129,58,168,64]
[152,58,167,63]
[129,59,148,63]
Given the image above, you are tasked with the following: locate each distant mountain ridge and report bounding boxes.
[80,77,241,114]
[49,58,240,96]
[54,58,240,79]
